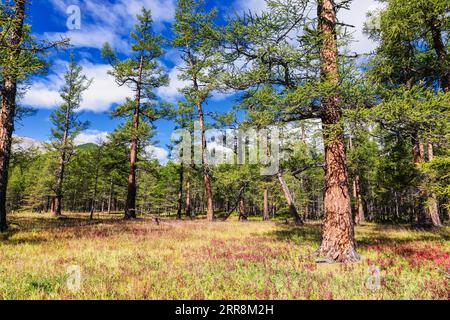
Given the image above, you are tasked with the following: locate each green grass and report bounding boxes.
[0,212,448,300]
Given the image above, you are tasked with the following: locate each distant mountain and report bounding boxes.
[12,136,45,151]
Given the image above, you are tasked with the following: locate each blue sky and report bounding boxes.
[17,0,379,163]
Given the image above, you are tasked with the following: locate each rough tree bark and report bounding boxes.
[125,55,144,219]
[316,0,359,262]
[277,172,303,225]
[0,0,26,232]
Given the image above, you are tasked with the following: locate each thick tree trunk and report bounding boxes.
[177,163,184,220]
[125,55,144,219]
[238,197,247,221]
[426,143,442,227]
[263,189,270,221]
[277,172,303,225]
[316,0,359,262]
[0,0,26,232]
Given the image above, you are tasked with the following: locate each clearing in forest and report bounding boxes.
[0,213,448,300]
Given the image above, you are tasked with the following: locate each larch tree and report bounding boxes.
[366,0,449,226]
[102,7,169,219]
[314,0,359,262]
[0,0,67,230]
[221,0,360,261]
[173,0,221,221]
[49,55,91,217]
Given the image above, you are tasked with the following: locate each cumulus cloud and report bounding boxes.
[157,67,187,102]
[233,0,267,14]
[232,0,381,55]
[74,130,109,145]
[22,59,132,112]
[145,145,170,165]
[338,0,383,55]
[47,0,176,52]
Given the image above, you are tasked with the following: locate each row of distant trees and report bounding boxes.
[1,0,449,263]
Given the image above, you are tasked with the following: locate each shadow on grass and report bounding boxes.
[265,222,449,251]
[1,214,130,243]
[266,223,322,245]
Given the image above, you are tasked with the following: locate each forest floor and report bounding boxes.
[0,212,448,300]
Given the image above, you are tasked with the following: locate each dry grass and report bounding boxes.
[0,212,448,300]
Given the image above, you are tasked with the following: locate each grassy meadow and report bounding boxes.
[0,212,448,300]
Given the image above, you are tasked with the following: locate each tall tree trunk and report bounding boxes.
[426,143,442,227]
[0,0,26,232]
[89,164,100,220]
[193,81,214,221]
[177,163,184,220]
[412,136,430,224]
[263,189,270,221]
[107,178,113,214]
[238,196,247,221]
[348,135,365,224]
[277,172,303,225]
[53,105,70,217]
[125,55,144,219]
[352,174,364,224]
[316,0,359,262]
[185,179,191,218]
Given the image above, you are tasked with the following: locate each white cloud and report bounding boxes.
[74,130,109,145]
[22,59,132,112]
[145,145,169,165]
[234,0,267,14]
[338,0,382,55]
[157,67,187,102]
[47,0,176,52]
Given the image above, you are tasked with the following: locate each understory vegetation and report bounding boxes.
[0,213,448,300]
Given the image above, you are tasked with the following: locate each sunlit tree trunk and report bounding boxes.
[185,179,191,218]
[177,163,184,220]
[316,0,359,262]
[426,143,442,227]
[263,189,270,221]
[107,178,113,214]
[278,172,303,225]
[193,77,214,221]
[349,135,364,224]
[52,105,71,217]
[125,55,144,219]
[239,197,247,221]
